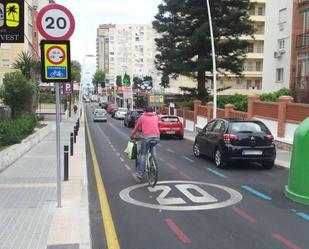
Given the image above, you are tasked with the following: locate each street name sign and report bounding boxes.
[0,0,24,43]
[40,40,71,82]
[37,3,75,40]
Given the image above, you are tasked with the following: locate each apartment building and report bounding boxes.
[0,0,51,86]
[262,0,293,93]
[96,24,160,89]
[216,0,265,91]
[290,0,309,103]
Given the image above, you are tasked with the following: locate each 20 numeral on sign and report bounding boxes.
[45,17,67,30]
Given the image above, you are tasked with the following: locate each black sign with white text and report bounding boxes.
[0,0,24,43]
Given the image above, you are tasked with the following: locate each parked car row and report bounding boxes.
[98,103,276,169]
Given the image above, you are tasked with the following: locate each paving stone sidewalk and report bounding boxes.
[0,115,90,249]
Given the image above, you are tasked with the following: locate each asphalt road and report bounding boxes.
[85,103,309,249]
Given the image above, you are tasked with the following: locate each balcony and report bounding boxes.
[298,0,309,13]
[296,32,309,49]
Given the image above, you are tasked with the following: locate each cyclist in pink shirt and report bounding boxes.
[130,106,160,179]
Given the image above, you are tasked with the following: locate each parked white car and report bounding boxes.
[93,108,107,122]
[114,108,128,119]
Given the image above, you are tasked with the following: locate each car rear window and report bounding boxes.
[229,122,269,133]
[95,109,106,115]
[161,117,179,122]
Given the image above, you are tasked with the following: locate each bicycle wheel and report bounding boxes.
[147,156,158,187]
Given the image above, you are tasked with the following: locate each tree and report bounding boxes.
[12,51,38,80]
[160,73,170,88]
[0,72,35,117]
[116,75,122,87]
[71,60,81,83]
[92,69,105,94]
[153,0,255,101]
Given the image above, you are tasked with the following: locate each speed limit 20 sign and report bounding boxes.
[37,4,75,40]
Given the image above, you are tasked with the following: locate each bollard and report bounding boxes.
[64,145,69,181]
[70,132,74,156]
[74,129,77,143]
[76,121,79,131]
[74,125,78,136]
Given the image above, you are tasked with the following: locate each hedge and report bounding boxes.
[0,113,37,146]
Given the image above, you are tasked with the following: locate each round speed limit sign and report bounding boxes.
[37,4,75,40]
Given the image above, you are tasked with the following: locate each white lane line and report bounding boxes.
[120,157,124,162]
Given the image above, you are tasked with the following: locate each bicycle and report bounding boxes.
[134,138,158,187]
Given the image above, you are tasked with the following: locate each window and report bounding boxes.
[257,6,264,16]
[246,43,254,53]
[305,12,309,29]
[213,121,225,133]
[0,43,11,49]
[276,68,284,82]
[256,61,262,71]
[2,59,10,67]
[246,62,254,71]
[236,78,242,85]
[204,121,216,133]
[279,8,287,24]
[255,42,264,53]
[278,38,285,50]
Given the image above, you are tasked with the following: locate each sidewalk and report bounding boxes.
[184,130,291,168]
[0,114,90,249]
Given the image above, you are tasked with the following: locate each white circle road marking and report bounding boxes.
[119,180,242,211]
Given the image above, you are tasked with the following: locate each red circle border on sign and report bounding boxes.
[46,45,66,65]
[37,3,75,40]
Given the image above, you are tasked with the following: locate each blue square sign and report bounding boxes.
[47,66,67,79]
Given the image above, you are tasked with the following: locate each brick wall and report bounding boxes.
[175,95,309,141]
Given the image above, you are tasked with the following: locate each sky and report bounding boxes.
[56,0,163,64]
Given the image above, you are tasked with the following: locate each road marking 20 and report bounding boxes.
[119,181,243,211]
[148,184,218,205]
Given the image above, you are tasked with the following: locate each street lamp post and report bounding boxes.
[206,0,217,119]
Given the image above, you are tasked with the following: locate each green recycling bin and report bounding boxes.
[285,117,309,205]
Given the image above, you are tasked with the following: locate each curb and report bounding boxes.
[0,123,54,172]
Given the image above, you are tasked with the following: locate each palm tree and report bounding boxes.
[12,52,39,80]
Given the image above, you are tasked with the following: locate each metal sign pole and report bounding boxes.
[55,83,62,208]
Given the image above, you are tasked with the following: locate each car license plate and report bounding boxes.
[166,131,175,134]
[242,150,263,155]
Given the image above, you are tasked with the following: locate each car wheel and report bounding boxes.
[262,161,274,169]
[214,148,226,168]
[179,134,184,140]
[193,141,201,157]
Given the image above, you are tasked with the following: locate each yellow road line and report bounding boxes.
[85,114,120,249]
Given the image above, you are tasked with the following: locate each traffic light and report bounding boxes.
[100,81,106,88]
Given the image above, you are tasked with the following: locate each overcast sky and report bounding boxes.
[56,0,163,64]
